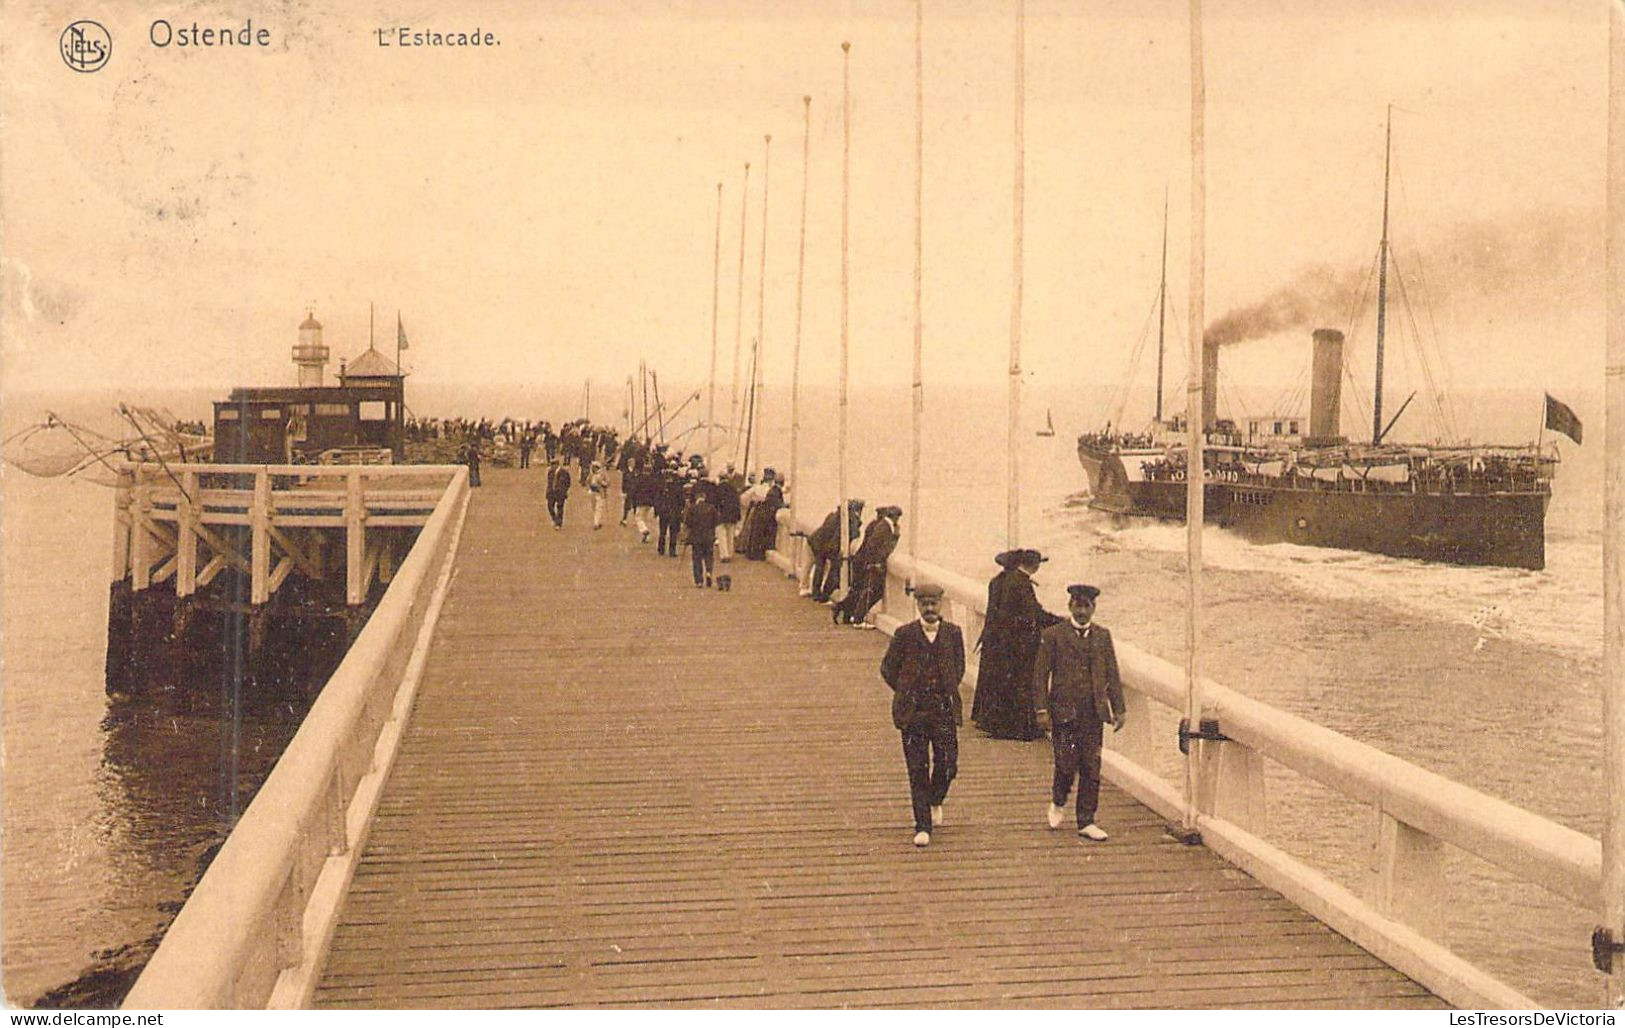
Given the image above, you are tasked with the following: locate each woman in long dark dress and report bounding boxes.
[971,549,1061,740]
[739,475,785,560]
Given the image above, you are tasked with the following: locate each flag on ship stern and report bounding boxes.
[1544,393,1582,444]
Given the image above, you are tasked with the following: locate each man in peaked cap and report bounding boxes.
[1032,583,1126,841]
[879,581,965,848]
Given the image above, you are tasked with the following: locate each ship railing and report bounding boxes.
[767,507,1596,1009]
[122,465,472,1010]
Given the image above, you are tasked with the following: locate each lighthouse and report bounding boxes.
[292,311,329,386]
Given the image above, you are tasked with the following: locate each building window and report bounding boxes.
[1290,420,1299,434]
[217,409,240,421]
[260,408,282,420]
[359,401,388,421]
[1273,420,1283,434]
[314,403,352,416]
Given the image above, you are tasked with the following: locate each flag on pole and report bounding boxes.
[1544,393,1582,445]
[396,313,410,350]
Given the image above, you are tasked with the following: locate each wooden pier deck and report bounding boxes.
[312,468,1444,1009]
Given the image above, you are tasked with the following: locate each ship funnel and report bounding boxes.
[1201,340,1219,430]
[1308,327,1344,444]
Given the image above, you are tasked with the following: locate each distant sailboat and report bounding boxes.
[1035,409,1055,437]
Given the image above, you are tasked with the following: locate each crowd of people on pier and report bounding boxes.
[428,419,1125,852]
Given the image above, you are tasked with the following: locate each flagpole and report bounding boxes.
[1180,0,1208,841]
[751,134,773,473]
[909,0,925,562]
[1006,0,1025,549]
[790,95,812,523]
[1600,0,1625,1005]
[839,41,852,592]
[708,181,724,464]
[730,161,752,465]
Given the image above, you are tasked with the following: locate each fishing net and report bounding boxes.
[2,419,118,478]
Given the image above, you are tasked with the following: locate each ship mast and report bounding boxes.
[1372,105,1393,445]
[1156,186,1169,424]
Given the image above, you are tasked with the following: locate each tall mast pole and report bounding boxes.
[839,41,853,588]
[641,361,650,442]
[1180,0,1208,840]
[909,0,926,560]
[708,181,723,463]
[1601,0,1625,1006]
[730,162,752,464]
[790,95,812,517]
[1373,105,1393,445]
[1006,0,1026,548]
[750,134,772,472]
[1156,186,1169,424]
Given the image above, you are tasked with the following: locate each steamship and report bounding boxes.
[1077,117,1558,570]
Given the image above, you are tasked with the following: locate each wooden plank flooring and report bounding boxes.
[313,468,1444,1009]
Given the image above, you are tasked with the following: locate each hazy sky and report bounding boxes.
[1,0,1609,434]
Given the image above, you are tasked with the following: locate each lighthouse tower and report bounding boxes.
[292,311,329,386]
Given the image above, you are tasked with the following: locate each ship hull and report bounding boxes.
[1078,441,1548,570]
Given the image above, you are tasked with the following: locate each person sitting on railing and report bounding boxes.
[879,582,964,848]
[1032,584,1125,842]
[809,499,865,604]
[972,548,1062,741]
[834,504,902,628]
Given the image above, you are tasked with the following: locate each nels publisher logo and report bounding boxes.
[60,20,111,73]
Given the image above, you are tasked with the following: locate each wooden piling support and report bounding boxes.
[346,470,365,606]
[252,470,272,606]
[176,470,198,598]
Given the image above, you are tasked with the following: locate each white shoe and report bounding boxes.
[852,621,877,631]
[797,588,813,597]
[1047,803,1065,830]
[912,831,930,848]
[1078,823,1110,842]
[930,804,944,827]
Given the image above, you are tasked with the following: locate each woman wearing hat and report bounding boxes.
[971,548,1062,740]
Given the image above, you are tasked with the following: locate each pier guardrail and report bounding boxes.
[768,507,1600,1009]
[114,462,455,606]
[122,465,471,1010]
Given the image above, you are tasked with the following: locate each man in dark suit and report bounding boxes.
[1031,584,1126,842]
[544,458,571,528]
[835,505,902,627]
[808,499,864,603]
[879,582,965,848]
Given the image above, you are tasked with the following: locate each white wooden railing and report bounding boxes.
[122,466,471,1010]
[768,507,1600,1009]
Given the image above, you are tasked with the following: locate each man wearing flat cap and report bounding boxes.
[879,581,965,848]
[972,548,1063,739]
[1032,583,1126,841]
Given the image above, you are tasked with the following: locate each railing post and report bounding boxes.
[1368,810,1446,940]
[176,470,198,597]
[346,469,365,606]
[1108,689,1155,770]
[1210,739,1267,834]
[251,470,271,606]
